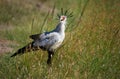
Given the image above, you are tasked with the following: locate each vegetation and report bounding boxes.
[0,0,120,79]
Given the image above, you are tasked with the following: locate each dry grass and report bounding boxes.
[0,0,120,79]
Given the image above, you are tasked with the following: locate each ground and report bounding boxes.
[0,39,17,54]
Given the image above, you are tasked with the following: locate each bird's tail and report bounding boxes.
[11,42,39,57]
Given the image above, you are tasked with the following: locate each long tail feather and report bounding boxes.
[11,42,39,57]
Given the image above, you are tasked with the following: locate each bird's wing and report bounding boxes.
[29,32,50,40]
[34,32,60,48]
[29,34,41,40]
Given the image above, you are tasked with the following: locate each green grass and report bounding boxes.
[0,0,120,79]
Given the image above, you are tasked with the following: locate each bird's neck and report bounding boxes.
[54,21,66,34]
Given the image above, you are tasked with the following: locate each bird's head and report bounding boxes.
[60,15,67,22]
[57,8,73,23]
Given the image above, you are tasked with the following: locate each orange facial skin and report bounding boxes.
[61,16,65,21]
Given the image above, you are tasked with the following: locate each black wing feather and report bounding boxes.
[29,34,41,40]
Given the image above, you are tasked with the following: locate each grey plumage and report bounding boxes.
[32,21,66,52]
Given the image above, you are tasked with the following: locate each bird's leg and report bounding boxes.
[47,51,54,65]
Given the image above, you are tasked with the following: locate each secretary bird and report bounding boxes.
[11,9,73,65]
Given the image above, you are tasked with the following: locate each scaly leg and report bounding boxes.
[47,51,54,65]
